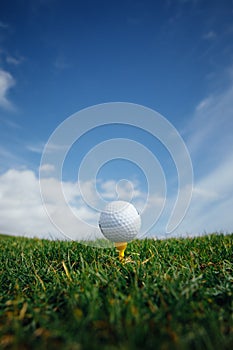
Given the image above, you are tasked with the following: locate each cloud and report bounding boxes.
[193,153,233,202]
[0,21,8,29]
[27,142,69,154]
[0,69,15,110]
[27,143,44,154]
[99,179,143,201]
[0,169,53,237]
[0,169,100,240]
[0,168,152,241]
[195,96,213,112]
[0,146,26,173]
[185,80,233,159]
[1,70,233,240]
[39,163,55,174]
[176,153,233,234]
[0,146,16,161]
[54,55,71,70]
[6,55,24,66]
[175,75,233,235]
[1,118,21,129]
[203,31,217,40]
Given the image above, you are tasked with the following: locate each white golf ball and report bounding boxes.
[99,200,141,243]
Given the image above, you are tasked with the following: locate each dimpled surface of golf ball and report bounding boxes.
[99,200,141,243]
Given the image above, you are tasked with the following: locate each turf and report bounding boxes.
[0,233,232,350]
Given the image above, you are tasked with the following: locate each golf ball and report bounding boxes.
[99,200,141,242]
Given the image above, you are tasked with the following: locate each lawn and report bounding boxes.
[0,233,232,349]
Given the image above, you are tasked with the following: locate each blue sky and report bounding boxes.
[0,0,233,240]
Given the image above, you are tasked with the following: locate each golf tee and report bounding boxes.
[115,242,127,259]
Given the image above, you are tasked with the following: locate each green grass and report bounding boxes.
[0,233,232,350]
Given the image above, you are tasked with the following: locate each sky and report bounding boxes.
[0,0,233,241]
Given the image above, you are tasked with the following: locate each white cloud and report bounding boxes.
[0,168,153,241]
[192,187,218,200]
[39,163,55,174]
[27,142,68,154]
[99,179,143,202]
[0,169,99,240]
[0,21,8,29]
[2,118,21,129]
[99,180,117,198]
[176,160,233,234]
[203,31,216,40]
[0,169,52,236]
[174,77,233,236]
[185,81,233,158]
[27,143,44,153]
[0,69,15,110]
[195,96,213,111]
[0,146,15,159]
[1,71,233,240]
[193,153,233,201]
[0,146,25,172]
[54,55,71,70]
[6,55,24,66]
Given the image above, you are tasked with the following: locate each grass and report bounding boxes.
[0,233,232,350]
